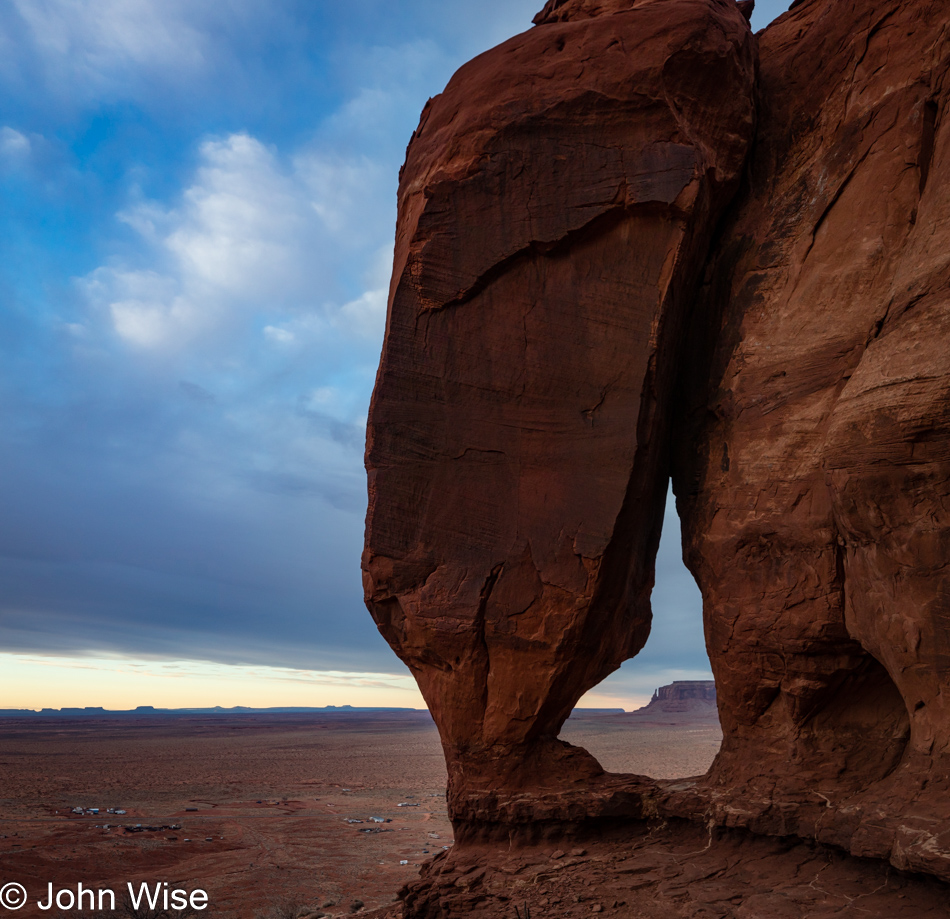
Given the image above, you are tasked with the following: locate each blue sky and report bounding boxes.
[0,0,789,709]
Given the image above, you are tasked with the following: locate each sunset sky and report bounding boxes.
[0,0,789,712]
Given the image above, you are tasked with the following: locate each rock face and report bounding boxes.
[363,0,755,817]
[363,0,950,902]
[649,680,715,706]
[675,0,950,879]
[627,680,719,721]
[400,822,950,919]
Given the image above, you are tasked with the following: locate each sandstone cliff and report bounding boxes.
[649,680,715,706]
[363,0,756,818]
[675,0,950,878]
[363,0,950,910]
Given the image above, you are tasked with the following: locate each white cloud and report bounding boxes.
[11,0,206,93]
[0,126,30,157]
[336,288,387,339]
[263,325,294,344]
[109,301,183,348]
[84,131,393,353]
[331,243,393,338]
[296,151,386,238]
[83,134,382,348]
[82,266,204,348]
[166,134,308,300]
[116,200,171,243]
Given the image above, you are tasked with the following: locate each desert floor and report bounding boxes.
[0,709,721,917]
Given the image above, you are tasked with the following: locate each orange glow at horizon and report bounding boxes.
[0,652,650,713]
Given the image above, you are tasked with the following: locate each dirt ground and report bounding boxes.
[559,705,722,779]
[0,709,721,917]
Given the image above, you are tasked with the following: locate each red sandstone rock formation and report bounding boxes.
[649,680,715,706]
[363,0,950,905]
[627,680,719,721]
[363,0,756,818]
[674,0,950,880]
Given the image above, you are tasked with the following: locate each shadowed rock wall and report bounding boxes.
[675,0,950,879]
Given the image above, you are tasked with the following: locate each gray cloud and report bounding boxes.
[0,0,795,697]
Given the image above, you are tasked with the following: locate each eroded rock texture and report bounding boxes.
[363,0,755,815]
[363,0,950,905]
[675,0,950,880]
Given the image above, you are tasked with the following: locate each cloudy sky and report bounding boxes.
[0,0,788,711]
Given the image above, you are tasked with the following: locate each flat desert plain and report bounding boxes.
[0,708,721,917]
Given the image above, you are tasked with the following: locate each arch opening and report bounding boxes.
[558,485,722,779]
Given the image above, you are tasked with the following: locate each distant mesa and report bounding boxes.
[569,682,718,721]
[570,707,625,716]
[0,705,421,718]
[647,680,716,707]
[631,681,719,721]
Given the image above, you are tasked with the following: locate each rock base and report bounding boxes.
[397,821,950,919]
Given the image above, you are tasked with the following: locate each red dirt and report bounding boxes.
[0,713,451,917]
[0,710,721,917]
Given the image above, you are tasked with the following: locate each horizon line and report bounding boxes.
[0,703,635,718]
